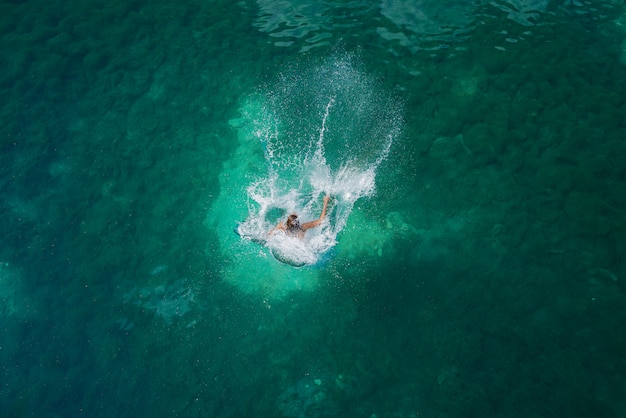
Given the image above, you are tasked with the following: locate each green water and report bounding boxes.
[1,0,625,416]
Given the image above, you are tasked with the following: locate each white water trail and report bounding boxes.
[237,52,403,267]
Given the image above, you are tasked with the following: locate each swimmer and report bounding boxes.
[270,195,330,239]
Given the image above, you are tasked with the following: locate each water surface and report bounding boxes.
[1,0,625,416]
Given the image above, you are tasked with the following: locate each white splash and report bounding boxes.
[236,52,403,267]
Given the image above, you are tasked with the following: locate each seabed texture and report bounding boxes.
[1,0,625,417]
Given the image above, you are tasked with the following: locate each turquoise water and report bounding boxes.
[1,0,625,416]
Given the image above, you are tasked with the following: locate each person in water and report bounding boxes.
[270,195,330,239]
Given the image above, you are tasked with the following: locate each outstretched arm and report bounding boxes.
[269,222,286,235]
[301,195,330,231]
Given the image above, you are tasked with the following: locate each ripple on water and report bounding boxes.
[252,0,619,54]
[253,0,372,51]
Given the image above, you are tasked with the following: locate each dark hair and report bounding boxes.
[286,214,299,230]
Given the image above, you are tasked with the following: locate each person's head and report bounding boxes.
[286,213,299,229]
